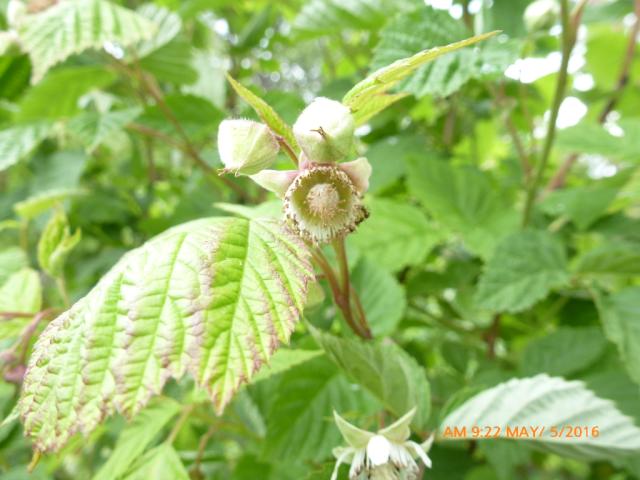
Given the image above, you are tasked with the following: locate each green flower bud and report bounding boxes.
[293,97,355,163]
[217,119,279,176]
[283,164,368,244]
[524,0,559,32]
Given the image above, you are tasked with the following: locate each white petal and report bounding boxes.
[406,440,432,469]
[339,157,372,194]
[249,169,298,198]
[366,435,392,467]
[348,448,367,479]
[331,447,355,480]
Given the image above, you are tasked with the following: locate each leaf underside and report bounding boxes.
[18,217,313,453]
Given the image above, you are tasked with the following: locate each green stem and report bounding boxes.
[56,277,70,308]
[166,404,195,444]
[521,0,573,227]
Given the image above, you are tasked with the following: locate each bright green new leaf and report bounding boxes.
[251,349,323,383]
[343,16,498,114]
[14,188,86,220]
[370,8,514,98]
[556,120,640,163]
[440,374,640,461]
[94,397,181,480]
[407,157,518,258]
[122,443,189,480]
[596,287,640,387]
[18,0,156,83]
[37,210,82,278]
[475,231,570,313]
[350,198,440,272]
[18,217,313,452]
[0,247,29,285]
[264,355,377,462]
[226,74,298,151]
[0,268,42,315]
[311,328,430,430]
[0,123,51,172]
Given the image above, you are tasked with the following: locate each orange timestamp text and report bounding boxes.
[441,425,600,439]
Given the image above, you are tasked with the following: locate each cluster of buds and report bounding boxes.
[332,408,433,480]
[217,97,371,244]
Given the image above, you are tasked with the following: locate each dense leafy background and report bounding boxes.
[0,0,639,479]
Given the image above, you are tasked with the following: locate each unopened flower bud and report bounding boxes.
[293,97,355,163]
[217,119,279,176]
[524,0,559,32]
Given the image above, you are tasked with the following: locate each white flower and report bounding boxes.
[217,119,279,175]
[293,97,355,163]
[332,408,434,480]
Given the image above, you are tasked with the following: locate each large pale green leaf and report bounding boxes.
[407,157,518,257]
[16,66,117,122]
[18,217,313,452]
[440,374,640,460]
[123,443,189,480]
[264,355,376,462]
[597,287,640,386]
[0,123,50,171]
[475,231,570,313]
[312,328,430,430]
[350,258,406,336]
[350,198,440,272]
[94,397,181,480]
[18,0,156,83]
[343,7,498,113]
[520,327,607,377]
[226,74,297,151]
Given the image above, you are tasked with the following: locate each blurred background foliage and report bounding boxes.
[0,0,639,478]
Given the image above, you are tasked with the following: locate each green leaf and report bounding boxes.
[0,268,42,314]
[540,169,634,230]
[520,327,607,377]
[406,157,517,258]
[67,108,142,152]
[134,4,182,57]
[94,397,181,480]
[558,119,640,163]
[16,66,117,122]
[311,328,430,430]
[14,188,86,220]
[18,217,313,452]
[0,123,50,171]
[37,209,82,278]
[573,241,640,276]
[0,247,29,286]
[18,0,156,83]
[123,443,189,480]
[264,355,376,462]
[350,198,440,272]
[226,74,297,151]
[138,40,198,85]
[351,92,408,126]
[440,374,640,460]
[475,231,570,313]
[252,349,323,383]
[343,8,498,111]
[596,287,640,386]
[293,0,419,39]
[350,258,406,336]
